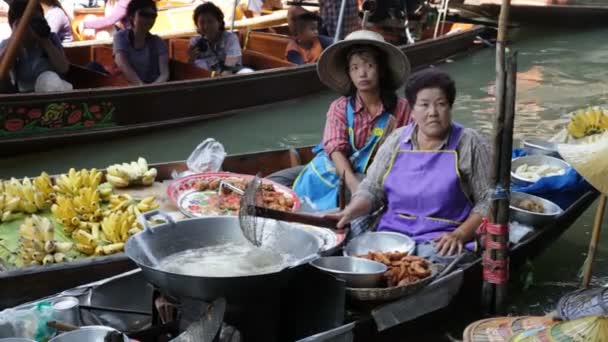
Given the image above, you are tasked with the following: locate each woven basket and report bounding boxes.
[462,316,555,342]
[510,316,608,342]
[346,263,440,302]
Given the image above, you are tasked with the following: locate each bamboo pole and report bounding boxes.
[580,195,607,288]
[0,0,42,86]
[481,0,513,315]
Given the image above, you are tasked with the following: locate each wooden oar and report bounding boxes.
[581,194,607,288]
[0,0,41,88]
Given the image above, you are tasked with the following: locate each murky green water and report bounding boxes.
[1,25,608,319]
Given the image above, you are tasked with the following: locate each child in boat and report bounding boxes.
[113,0,169,85]
[285,12,333,65]
[188,2,253,76]
[0,0,71,93]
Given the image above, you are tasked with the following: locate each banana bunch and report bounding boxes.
[51,190,102,234]
[105,157,158,188]
[33,172,56,202]
[1,177,49,219]
[107,194,159,214]
[567,106,608,139]
[19,215,73,266]
[0,182,20,222]
[97,182,113,202]
[54,168,103,197]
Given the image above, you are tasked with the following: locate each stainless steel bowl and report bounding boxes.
[49,326,128,342]
[310,256,387,288]
[522,138,560,158]
[510,192,563,228]
[343,232,415,257]
[511,155,570,186]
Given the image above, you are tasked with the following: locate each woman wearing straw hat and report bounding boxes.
[282,30,412,211]
[327,68,492,262]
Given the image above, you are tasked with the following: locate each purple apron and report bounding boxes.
[377,122,476,250]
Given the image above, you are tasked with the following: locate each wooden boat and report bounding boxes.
[0,23,490,157]
[451,0,608,26]
[0,145,598,311]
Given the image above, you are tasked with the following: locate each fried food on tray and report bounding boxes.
[193,176,295,213]
[358,251,432,288]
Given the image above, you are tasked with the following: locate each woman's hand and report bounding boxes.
[324,210,353,230]
[323,196,373,230]
[434,231,465,256]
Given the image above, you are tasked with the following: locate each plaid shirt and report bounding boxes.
[322,94,411,156]
[320,0,360,39]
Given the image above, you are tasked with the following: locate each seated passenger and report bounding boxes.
[285,12,332,65]
[0,0,71,93]
[188,2,253,76]
[113,0,169,85]
[329,69,492,262]
[268,30,412,210]
[41,0,73,42]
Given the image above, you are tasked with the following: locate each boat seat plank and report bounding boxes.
[65,45,93,67]
[169,38,191,64]
[244,31,290,59]
[170,60,211,80]
[65,64,121,89]
[243,49,294,70]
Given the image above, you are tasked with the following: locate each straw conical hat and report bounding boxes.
[317,30,411,95]
[558,132,608,195]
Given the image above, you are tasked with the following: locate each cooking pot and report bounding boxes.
[125,211,321,301]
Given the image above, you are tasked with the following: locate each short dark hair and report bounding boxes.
[8,0,44,26]
[193,2,225,31]
[405,68,456,107]
[345,45,398,113]
[294,12,320,35]
[127,0,156,21]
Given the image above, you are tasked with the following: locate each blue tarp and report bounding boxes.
[511,149,593,209]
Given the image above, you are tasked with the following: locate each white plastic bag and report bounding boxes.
[172,138,227,179]
[0,301,54,340]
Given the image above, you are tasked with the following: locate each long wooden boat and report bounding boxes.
[451,0,608,25]
[0,145,598,311]
[0,23,491,157]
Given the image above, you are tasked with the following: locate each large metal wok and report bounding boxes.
[125,211,322,301]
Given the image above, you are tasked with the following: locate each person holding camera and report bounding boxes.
[113,0,169,85]
[188,2,252,76]
[0,0,71,93]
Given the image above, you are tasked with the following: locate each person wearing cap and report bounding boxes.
[327,69,492,262]
[275,30,411,211]
[285,12,333,65]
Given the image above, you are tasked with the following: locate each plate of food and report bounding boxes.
[347,251,438,302]
[167,172,301,218]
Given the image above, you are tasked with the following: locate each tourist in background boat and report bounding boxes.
[269,30,411,210]
[285,12,332,65]
[41,0,73,42]
[0,0,71,93]
[80,0,131,39]
[113,0,169,85]
[188,2,253,75]
[328,68,491,262]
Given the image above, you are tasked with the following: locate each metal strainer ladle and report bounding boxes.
[238,174,345,247]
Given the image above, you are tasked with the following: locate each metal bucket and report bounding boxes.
[125,211,321,301]
[49,326,128,342]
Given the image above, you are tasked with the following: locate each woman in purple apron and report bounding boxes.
[328,69,492,262]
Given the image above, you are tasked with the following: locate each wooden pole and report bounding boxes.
[581,195,607,288]
[0,0,41,85]
[481,0,513,315]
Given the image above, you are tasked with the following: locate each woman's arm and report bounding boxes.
[330,151,359,194]
[153,54,169,83]
[286,50,305,65]
[83,0,128,30]
[435,213,483,256]
[115,52,142,85]
[223,32,242,69]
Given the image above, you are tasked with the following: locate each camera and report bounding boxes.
[196,38,209,53]
[30,16,51,39]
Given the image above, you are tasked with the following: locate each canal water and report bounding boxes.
[1,24,608,328]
